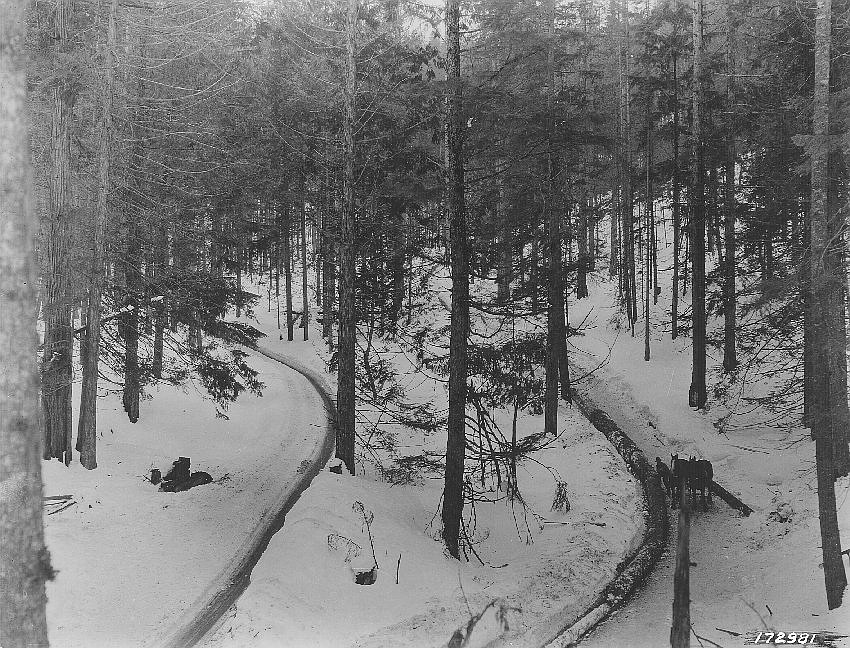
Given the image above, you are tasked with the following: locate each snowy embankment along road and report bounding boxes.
[42,347,333,648]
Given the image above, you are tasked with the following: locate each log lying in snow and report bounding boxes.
[485,391,670,648]
[710,480,753,516]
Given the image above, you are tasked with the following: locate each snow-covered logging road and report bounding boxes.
[42,348,334,648]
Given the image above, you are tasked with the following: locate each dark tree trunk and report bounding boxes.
[122,216,141,424]
[496,175,511,302]
[545,0,568,437]
[42,0,76,464]
[301,180,309,341]
[336,0,358,475]
[671,51,681,341]
[826,160,850,475]
[644,96,652,362]
[283,204,294,341]
[620,0,636,331]
[0,4,52,640]
[722,0,738,373]
[688,0,707,410]
[236,205,244,318]
[389,198,405,332]
[323,222,335,348]
[608,1,619,279]
[441,0,469,561]
[577,197,589,299]
[77,0,118,468]
[810,0,847,609]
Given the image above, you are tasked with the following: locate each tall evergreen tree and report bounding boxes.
[442,0,469,560]
[688,0,707,409]
[336,0,359,475]
[810,0,847,611]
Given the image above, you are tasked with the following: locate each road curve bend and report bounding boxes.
[146,345,336,648]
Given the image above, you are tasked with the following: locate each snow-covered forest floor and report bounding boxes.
[42,219,850,648]
[41,348,328,647]
[204,276,644,648]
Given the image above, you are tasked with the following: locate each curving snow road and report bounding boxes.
[43,348,334,648]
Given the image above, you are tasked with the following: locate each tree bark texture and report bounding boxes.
[283,204,294,342]
[810,0,847,610]
[688,0,707,409]
[301,183,309,341]
[336,0,358,475]
[544,0,569,439]
[0,2,53,641]
[122,217,141,424]
[620,0,636,330]
[722,0,737,372]
[42,0,76,464]
[671,51,680,341]
[77,0,118,468]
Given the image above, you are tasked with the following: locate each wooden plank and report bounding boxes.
[671,496,691,648]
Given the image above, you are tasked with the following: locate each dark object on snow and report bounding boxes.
[150,469,162,485]
[670,454,714,511]
[655,457,672,498]
[353,565,377,585]
[159,471,212,493]
[164,457,190,483]
[159,457,212,492]
[688,457,713,510]
[328,458,346,475]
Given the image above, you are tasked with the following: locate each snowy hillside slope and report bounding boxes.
[568,211,850,646]
[204,275,648,648]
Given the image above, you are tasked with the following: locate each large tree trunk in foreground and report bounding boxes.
[810,0,847,610]
[42,0,76,464]
[77,0,118,468]
[442,0,469,561]
[688,0,707,409]
[0,4,53,641]
[336,0,358,475]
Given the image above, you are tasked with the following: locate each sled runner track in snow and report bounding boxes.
[145,346,336,648]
